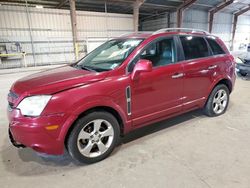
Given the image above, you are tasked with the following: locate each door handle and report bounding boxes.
[208,65,217,70]
[172,73,184,79]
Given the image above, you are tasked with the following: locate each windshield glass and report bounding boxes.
[76,38,143,72]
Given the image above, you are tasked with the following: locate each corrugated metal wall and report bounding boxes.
[213,12,232,48]
[0,5,133,69]
[182,10,208,31]
[234,15,250,50]
[141,10,209,32]
[141,14,169,31]
[141,9,250,51]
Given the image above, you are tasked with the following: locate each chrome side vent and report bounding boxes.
[126,86,131,115]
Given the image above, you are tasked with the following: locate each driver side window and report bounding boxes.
[128,37,176,72]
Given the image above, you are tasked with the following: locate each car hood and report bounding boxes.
[11,65,108,96]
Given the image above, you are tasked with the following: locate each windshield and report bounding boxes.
[75,38,143,72]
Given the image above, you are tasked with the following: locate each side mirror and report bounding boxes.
[131,59,153,80]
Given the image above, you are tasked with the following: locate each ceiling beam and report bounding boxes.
[56,0,68,9]
[234,4,250,16]
[208,0,234,33]
[177,0,197,28]
[231,4,250,50]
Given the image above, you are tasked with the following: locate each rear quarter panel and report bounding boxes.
[206,53,236,98]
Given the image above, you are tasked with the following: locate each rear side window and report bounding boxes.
[206,38,225,55]
[180,36,209,60]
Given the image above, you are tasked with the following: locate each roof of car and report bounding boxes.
[117,28,215,40]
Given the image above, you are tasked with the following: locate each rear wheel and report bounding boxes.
[204,84,229,117]
[67,111,120,164]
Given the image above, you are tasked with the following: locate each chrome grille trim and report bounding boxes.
[8,91,18,99]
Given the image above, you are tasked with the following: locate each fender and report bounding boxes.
[58,95,132,142]
[206,74,233,100]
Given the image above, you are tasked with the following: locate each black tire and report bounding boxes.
[67,111,120,164]
[240,72,248,77]
[203,84,230,117]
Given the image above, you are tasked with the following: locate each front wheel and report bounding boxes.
[203,84,230,117]
[67,111,120,164]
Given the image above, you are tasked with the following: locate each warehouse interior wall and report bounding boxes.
[0,5,133,69]
[234,15,250,51]
[141,9,250,51]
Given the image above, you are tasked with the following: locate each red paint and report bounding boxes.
[131,59,153,80]
[8,32,236,155]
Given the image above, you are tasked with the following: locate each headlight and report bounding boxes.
[17,95,52,116]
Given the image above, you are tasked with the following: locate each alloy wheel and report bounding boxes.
[212,89,228,114]
[77,119,114,158]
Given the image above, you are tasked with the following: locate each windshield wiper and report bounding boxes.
[81,65,97,72]
[74,64,111,72]
[74,64,97,72]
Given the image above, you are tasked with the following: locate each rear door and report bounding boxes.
[179,35,216,110]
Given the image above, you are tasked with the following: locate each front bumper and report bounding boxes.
[236,64,250,75]
[8,128,25,148]
[8,108,75,155]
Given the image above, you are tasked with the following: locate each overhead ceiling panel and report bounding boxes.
[0,0,249,18]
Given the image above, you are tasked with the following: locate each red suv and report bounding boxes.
[8,28,236,163]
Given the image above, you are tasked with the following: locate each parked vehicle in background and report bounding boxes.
[7,28,236,164]
[235,56,250,77]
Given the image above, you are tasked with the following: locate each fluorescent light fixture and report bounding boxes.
[35,5,43,9]
[233,0,238,3]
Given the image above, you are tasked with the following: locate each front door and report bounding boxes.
[129,37,184,126]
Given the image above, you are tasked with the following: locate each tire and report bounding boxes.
[203,84,230,117]
[240,72,248,77]
[67,111,120,164]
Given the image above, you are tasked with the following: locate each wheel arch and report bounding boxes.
[204,77,232,107]
[64,106,126,150]
[214,78,232,94]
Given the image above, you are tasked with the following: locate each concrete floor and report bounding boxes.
[0,67,250,188]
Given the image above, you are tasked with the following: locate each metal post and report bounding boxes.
[208,12,214,33]
[231,5,250,51]
[69,0,78,61]
[231,15,238,51]
[105,1,109,39]
[208,0,234,33]
[22,52,27,67]
[133,1,139,32]
[176,0,197,28]
[167,12,171,28]
[133,0,145,32]
[25,0,36,66]
[176,8,182,28]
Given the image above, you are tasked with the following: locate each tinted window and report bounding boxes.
[206,38,225,55]
[140,38,176,67]
[180,36,209,60]
[128,38,176,72]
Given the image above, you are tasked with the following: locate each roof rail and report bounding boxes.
[153,28,210,35]
[119,31,152,37]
